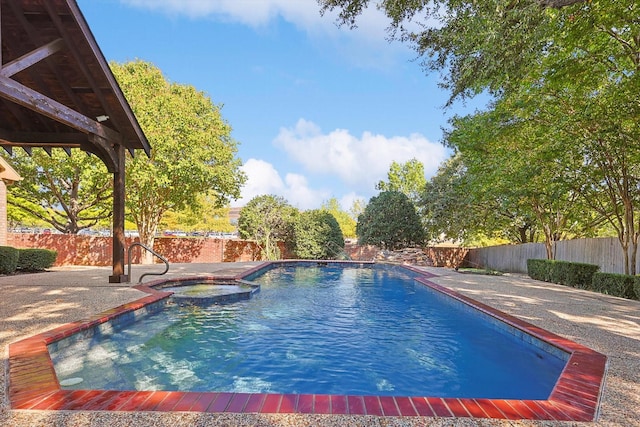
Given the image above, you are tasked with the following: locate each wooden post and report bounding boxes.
[109,144,128,283]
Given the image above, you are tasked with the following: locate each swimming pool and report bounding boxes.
[8,261,607,421]
[48,263,565,399]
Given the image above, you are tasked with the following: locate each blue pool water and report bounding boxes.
[50,264,566,398]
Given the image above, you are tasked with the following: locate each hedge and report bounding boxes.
[527,259,600,288]
[17,248,58,271]
[592,272,636,299]
[526,259,553,282]
[0,246,20,274]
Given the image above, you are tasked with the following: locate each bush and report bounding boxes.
[552,260,600,289]
[0,246,19,274]
[357,191,425,250]
[634,277,640,300]
[293,210,345,260]
[527,259,599,288]
[17,249,57,271]
[592,272,636,299]
[527,259,552,282]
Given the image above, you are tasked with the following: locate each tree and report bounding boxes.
[161,197,236,234]
[111,60,245,260]
[293,210,345,259]
[4,150,112,233]
[238,195,298,260]
[357,191,425,250]
[348,198,367,222]
[376,158,426,204]
[320,198,356,238]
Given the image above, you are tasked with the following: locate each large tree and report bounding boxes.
[376,158,426,205]
[357,191,425,250]
[320,198,356,238]
[321,0,640,271]
[161,193,236,234]
[4,150,112,234]
[111,60,245,260]
[238,195,298,260]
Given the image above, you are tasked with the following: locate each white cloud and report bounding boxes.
[119,0,403,62]
[120,0,375,28]
[234,119,449,210]
[233,158,330,210]
[274,118,448,192]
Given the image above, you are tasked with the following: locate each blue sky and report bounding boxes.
[78,0,483,210]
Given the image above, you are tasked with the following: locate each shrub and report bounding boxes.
[17,249,57,271]
[527,259,552,282]
[552,260,600,289]
[0,246,19,274]
[592,272,636,299]
[634,277,640,300]
[527,259,599,288]
[293,210,345,260]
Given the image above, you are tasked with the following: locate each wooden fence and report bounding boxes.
[465,237,631,274]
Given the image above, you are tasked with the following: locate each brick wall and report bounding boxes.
[6,233,468,268]
[6,233,264,266]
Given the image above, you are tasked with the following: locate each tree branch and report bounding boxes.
[538,0,585,8]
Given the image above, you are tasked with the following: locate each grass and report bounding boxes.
[456,267,503,276]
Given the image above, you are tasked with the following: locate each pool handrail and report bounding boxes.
[126,242,169,283]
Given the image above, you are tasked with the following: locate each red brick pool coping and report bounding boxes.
[8,263,607,421]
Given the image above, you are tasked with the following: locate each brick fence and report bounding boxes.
[6,234,262,266]
[6,233,467,268]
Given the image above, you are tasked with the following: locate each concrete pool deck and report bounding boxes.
[1,262,638,426]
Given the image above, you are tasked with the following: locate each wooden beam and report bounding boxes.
[0,75,123,143]
[0,128,86,145]
[0,38,65,77]
[87,133,118,173]
[109,143,128,283]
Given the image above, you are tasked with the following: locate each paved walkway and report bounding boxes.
[0,263,638,426]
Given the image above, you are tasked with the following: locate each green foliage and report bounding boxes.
[376,158,426,204]
[527,259,599,289]
[348,198,366,222]
[319,0,640,273]
[357,191,425,250]
[0,246,19,274]
[293,210,345,260]
[238,195,298,260]
[162,194,236,233]
[527,259,554,282]
[552,261,600,289]
[591,272,636,299]
[634,277,640,300]
[17,249,57,271]
[111,60,246,250]
[320,198,356,238]
[3,150,112,234]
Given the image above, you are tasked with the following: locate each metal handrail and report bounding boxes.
[324,240,351,260]
[127,242,169,283]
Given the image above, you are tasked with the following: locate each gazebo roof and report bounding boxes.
[0,0,151,282]
[0,0,150,169]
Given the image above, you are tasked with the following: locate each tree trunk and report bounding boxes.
[139,223,158,265]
